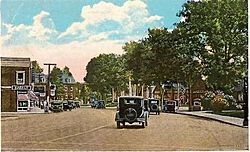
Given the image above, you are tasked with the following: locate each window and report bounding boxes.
[150,100,158,104]
[16,71,25,84]
[70,87,74,91]
[64,86,68,91]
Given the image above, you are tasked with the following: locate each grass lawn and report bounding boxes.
[213,110,245,118]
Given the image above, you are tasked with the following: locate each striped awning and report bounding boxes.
[29,91,39,101]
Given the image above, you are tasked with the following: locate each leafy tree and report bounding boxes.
[84,54,128,100]
[62,66,72,76]
[177,0,248,94]
[50,67,64,99]
[31,60,43,73]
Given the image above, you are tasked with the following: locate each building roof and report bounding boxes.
[61,73,76,84]
[1,57,30,67]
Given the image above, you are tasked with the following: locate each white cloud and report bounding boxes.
[29,11,57,41]
[60,0,163,39]
[2,11,58,45]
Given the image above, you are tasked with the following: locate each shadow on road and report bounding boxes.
[107,124,145,130]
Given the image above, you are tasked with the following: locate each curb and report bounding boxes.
[1,116,19,121]
[177,112,248,128]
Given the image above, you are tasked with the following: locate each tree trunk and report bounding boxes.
[112,88,115,103]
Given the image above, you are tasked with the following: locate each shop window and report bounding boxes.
[16,71,25,84]
[17,101,28,111]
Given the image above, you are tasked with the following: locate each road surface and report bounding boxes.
[1,107,248,151]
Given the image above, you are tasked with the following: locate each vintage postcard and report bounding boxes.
[1,0,248,151]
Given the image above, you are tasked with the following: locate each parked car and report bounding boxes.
[115,96,149,128]
[74,101,81,108]
[63,100,73,111]
[96,100,106,109]
[90,100,98,108]
[163,100,177,113]
[148,99,160,115]
[68,100,76,109]
[50,100,63,112]
[192,98,203,111]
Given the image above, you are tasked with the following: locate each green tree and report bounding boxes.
[177,0,248,94]
[50,67,64,99]
[84,54,128,100]
[31,60,43,73]
[62,66,72,76]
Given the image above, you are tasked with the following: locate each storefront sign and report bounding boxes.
[12,85,31,91]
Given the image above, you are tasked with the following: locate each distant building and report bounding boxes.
[32,72,47,107]
[1,57,38,112]
[60,74,77,100]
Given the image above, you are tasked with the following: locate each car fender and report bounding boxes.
[115,112,120,121]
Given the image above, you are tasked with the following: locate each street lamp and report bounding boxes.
[44,63,56,112]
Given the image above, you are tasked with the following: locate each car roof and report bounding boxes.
[148,98,159,101]
[119,96,144,99]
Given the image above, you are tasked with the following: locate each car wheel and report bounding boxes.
[124,108,137,122]
[117,121,121,129]
[142,122,145,128]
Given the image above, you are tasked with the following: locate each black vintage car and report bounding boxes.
[74,101,81,108]
[95,100,106,109]
[63,100,73,111]
[115,96,149,128]
[148,99,160,115]
[50,100,63,112]
[163,100,177,113]
[191,98,203,111]
[90,100,98,108]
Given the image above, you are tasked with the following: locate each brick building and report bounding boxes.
[60,74,76,100]
[1,57,38,112]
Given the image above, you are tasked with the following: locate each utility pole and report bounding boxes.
[44,63,56,112]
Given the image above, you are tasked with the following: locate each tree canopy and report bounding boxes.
[84,54,128,98]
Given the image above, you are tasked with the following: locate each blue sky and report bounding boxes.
[1,0,186,45]
[1,0,187,81]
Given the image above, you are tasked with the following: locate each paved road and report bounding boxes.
[1,108,248,151]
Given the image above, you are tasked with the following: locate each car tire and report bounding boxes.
[117,121,121,129]
[142,122,145,128]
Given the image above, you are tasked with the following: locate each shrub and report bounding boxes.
[201,91,214,110]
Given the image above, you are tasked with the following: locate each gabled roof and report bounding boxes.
[61,73,76,84]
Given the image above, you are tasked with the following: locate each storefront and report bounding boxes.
[17,92,29,111]
[1,57,35,112]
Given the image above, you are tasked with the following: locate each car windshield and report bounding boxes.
[150,100,158,104]
[194,102,201,106]
[167,101,175,105]
[51,102,62,105]
[120,98,141,105]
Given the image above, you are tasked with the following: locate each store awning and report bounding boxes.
[29,91,39,101]
[17,94,29,101]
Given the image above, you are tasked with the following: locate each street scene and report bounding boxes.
[1,107,248,151]
[1,0,248,151]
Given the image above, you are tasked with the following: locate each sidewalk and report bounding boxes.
[1,107,50,121]
[177,109,247,128]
